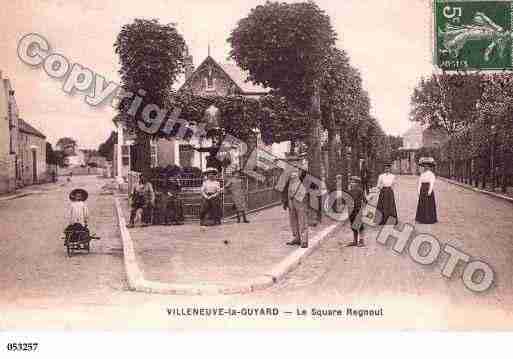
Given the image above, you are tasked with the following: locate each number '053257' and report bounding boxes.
[6,343,39,351]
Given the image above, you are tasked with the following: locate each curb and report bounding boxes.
[0,191,38,202]
[439,177,513,205]
[113,196,342,295]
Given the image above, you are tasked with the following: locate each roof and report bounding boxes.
[19,118,46,139]
[179,56,270,95]
[402,123,424,137]
[218,62,270,94]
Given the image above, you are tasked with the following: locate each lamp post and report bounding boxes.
[112,115,125,185]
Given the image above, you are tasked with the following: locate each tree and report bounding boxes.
[98,131,118,161]
[56,137,77,154]
[410,72,483,137]
[320,48,358,192]
[410,72,484,177]
[114,18,186,174]
[228,1,337,182]
[386,135,403,152]
[46,142,56,165]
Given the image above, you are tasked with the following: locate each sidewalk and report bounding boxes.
[439,177,513,205]
[0,181,63,201]
[118,197,342,292]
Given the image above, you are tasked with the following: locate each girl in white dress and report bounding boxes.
[375,163,398,225]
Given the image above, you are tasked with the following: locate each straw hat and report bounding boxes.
[69,188,88,201]
[418,157,436,166]
[204,167,218,175]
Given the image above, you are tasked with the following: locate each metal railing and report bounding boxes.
[126,170,282,221]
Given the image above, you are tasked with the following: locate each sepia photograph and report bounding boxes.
[1,0,513,353]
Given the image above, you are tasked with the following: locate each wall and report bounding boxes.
[17,132,47,186]
[0,77,16,193]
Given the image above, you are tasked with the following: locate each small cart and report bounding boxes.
[63,227,100,257]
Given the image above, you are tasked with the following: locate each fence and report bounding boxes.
[437,155,513,194]
[126,170,282,221]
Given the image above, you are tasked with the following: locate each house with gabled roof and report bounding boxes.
[179,54,270,98]
[114,49,290,179]
[17,118,48,186]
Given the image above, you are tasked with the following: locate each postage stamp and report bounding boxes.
[434,0,513,70]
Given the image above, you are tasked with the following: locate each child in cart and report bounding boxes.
[64,188,90,245]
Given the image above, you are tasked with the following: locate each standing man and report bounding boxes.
[127,176,146,228]
[282,155,309,248]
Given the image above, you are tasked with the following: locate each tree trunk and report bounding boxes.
[502,152,509,193]
[308,80,322,182]
[326,111,338,193]
[339,126,348,192]
[307,80,322,223]
[133,131,152,175]
[351,138,360,177]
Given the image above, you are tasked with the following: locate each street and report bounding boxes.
[0,176,126,317]
[1,175,512,329]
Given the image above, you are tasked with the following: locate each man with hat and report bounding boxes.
[200,167,222,226]
[347,176,367,247]
[281,153,309,248]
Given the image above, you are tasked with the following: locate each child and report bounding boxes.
[127,177,146,228]
[65,188,90,244]
[347,176,367,247]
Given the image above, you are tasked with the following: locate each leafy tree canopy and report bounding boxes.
[228,1,337,110]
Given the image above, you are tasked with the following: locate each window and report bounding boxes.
[179,144,194,167]
[121,145,130,166]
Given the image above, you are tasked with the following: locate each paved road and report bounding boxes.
[247,175,513,329]
[1,175,512,330]
[0,177,128,317]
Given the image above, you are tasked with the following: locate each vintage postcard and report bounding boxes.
[1,1,513,348]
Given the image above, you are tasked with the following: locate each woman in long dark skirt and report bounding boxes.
[375,163,398,225]
[199,168,222,226]
[415,160,438,224]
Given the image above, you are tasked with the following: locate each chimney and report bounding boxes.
[184,46,194,80]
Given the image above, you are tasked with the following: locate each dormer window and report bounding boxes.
[205,64,216,91]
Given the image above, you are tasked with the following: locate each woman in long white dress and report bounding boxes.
[375,163,398,225]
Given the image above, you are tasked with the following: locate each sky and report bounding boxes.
[0,0,434,149]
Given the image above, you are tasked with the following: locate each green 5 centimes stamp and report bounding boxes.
[435,0,513,70]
